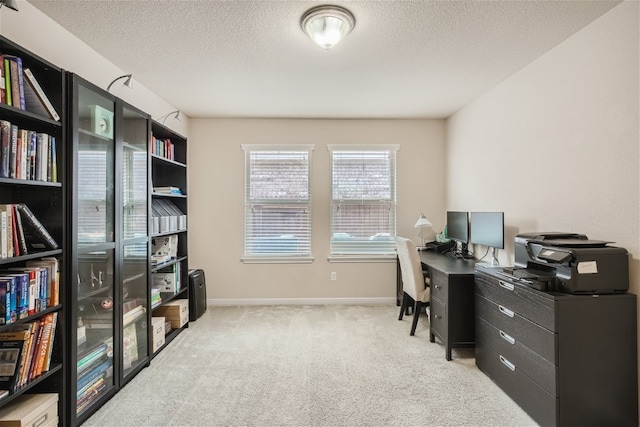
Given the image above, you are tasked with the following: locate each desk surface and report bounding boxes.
[418,250,476,275]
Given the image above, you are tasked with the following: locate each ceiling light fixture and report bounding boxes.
[301,5,355,50]
[157,110,181,125]
[0,0,19,11]
[106,73,133,92]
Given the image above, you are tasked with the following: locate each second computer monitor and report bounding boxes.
[469,211,504,249]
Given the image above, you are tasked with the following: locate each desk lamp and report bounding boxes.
[414,213,432,250]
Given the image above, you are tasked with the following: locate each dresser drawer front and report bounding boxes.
[476,342,557,426]
[476,294,557,363]
[430,297,447,341]
[476,316,556,394]
[430,270,448,303]
[476,272,556,331]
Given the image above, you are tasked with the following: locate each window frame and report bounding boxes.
[328,144,399,262]
[241,144,315,264]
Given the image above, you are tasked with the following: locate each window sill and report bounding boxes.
[328,255,397,263]
[241,256,314,264]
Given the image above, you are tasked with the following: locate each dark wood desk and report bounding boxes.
[397,251,476,360]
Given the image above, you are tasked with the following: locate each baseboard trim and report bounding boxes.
[209,297,396,306]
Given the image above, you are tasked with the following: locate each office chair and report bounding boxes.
[395,236,430,336]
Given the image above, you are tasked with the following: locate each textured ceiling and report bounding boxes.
[27,0,620,119]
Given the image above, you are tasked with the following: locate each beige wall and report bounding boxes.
[188,119,446,302]
[447,0,638,285]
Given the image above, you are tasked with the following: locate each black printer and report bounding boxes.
[512,232,629,294]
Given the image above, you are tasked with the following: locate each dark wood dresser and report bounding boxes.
[475,267,638,426]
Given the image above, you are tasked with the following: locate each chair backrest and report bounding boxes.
[395,236,425,301]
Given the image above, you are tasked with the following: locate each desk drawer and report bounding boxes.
[476,316,556,394]
[430,270,448,304]
[430,297,447,341]
[475,272,556,331]
[476,294,556,363]
[476,342,557,426]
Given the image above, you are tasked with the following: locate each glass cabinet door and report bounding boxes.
[120,106,149,378]
[73,81,116,419]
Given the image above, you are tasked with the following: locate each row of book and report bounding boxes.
[76,341,112,415]
[0,203,59,259]
[1,53,60,121]
[0,257,60,325]
[0,312,58,393]
[150,135,175,161]
[0,120,57,182]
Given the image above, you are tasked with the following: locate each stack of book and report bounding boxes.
[0,54,59,121]
[151,287,162,309]
[0,120,57,182]
[76,342,111,415]
[0,204,59,259]
[0,312,58,393]
[153,186,181,195]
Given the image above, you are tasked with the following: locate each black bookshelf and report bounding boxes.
[0,35,67,425]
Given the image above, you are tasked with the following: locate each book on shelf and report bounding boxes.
[3,58,11,106]
[0,120,57,183]
[22,68,60,121]
[123,304,145,326]
[8,123,16,179]
[77,342,109,373]
[0,120,9,178]
[4,55,24,111]
[0,329,30,391]
[122,323,138,369]
[0,205,14,260]
[26,257,60,307]
[153,186,181,195]
[15,203,59,251]
[0,54,4,104]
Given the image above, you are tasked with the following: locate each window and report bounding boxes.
[242,144,314,261]
[329,145,399,257]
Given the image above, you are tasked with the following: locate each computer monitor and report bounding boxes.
[470,211,504,249]
[446,211,469,243]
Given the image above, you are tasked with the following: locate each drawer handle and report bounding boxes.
[498,305,514,318]
[433,314,441,320]
[499,280,515,291]
[499,355,516,371]
[499,330,516,345]
[434,284,441,289]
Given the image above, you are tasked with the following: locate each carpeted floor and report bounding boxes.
[83,304,538,426]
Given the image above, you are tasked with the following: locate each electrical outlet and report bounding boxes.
[331,272,337,281]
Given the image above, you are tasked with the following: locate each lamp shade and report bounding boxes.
[106,74,133,92]
[301,5,355,49]
[414,213,432,229]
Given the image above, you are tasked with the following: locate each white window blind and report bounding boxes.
[77,150,111,244]
[243,145,313,259]
[329,145,398,256]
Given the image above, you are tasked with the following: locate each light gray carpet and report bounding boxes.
[83,305,538,426]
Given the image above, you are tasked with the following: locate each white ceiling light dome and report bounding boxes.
[301,5,356,50]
